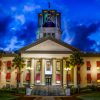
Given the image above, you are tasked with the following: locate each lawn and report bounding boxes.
[77,92,100,100]
[0,94,19,100]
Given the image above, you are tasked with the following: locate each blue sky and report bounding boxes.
[0,0,100,52]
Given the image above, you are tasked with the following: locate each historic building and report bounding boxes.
[0,9,100,88]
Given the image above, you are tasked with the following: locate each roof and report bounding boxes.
[19,37,79,53]
[81,52,100,57]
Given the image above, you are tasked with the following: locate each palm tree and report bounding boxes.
[69,51,84,90]
[12,54,25,92]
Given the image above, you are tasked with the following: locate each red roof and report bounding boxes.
[26,73,30,81]
[6,73,11,79]
[36,73,40,80]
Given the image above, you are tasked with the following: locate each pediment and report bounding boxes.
[20,38,79,53]
[26,40,72,51]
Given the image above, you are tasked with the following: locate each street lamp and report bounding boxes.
[64,60,71,96]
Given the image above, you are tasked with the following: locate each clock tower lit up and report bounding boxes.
[37,9,62,40]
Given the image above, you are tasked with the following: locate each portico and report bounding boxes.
[19,56,77,88]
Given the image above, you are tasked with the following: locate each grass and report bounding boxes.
[0,94,19,100]
[0,88,25,100]
[77,92,100,100]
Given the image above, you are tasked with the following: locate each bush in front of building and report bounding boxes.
[0,87,25,95]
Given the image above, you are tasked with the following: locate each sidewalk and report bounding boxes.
[19,95,77,100]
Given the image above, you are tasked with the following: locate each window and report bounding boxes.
[36,73,40,83]
[87,73,91,83]
[46,61,51,71]
[97,73,100,82]
[36,61,41,71]
[86,61,91,71]
[6,73,11,82]
[27,61,31,67]
[56,74,61,84]
[43,33,46,38]
[97,61,100,70]
[7,61,12,70]
[56,61,60,71]
[52,33,55,38]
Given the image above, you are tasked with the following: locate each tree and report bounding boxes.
[0,52,5,69]
[69,51,84,88]
[12,54,25,92]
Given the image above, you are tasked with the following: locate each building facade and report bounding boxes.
[0,9,100,88]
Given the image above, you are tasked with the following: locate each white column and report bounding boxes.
[74,66,77,87]
[30,58,35,86]
[52,58,56,85]
[41,59,45,85]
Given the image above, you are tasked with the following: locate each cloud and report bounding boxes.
[0,16,12,33]
[15,21,37,45]
[4,36,25,51]
[62,19,74,44]
[70,22,100,52]
[23,4,41,12]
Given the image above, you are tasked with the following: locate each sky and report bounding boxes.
[0,0,100,52]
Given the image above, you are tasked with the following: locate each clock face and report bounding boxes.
[46,14,52,22]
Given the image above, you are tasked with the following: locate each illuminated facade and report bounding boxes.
[0,9,100,88]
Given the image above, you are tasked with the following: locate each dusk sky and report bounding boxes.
[0,0,100,52]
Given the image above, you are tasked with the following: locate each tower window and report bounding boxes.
[43,33,46,38]
[52,33,55,38]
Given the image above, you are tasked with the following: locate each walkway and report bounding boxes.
[19,96,77,100]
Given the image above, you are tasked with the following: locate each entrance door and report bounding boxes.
[45,75,52,85]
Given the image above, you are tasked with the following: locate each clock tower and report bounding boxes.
[37,9,62,40]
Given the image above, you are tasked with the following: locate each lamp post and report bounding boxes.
[64,67,71,88]
[64,60,71,96]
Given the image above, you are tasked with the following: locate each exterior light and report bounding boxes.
[26,67,33,70]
